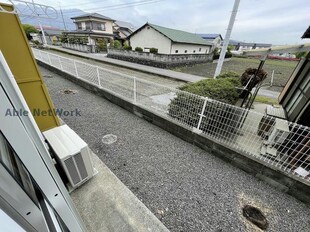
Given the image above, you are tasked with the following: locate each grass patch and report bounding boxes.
[255,96,278,105]
[172,57,298,92]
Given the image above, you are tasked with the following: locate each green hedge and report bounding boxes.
[113,40,122,49]
[150,48,158,54]
[123,45,132,50]
[179,77,241,105]
[168,73,243,137]
[135,47,143,52]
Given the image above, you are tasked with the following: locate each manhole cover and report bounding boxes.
[102,134,117,144]
[242,205,268,230]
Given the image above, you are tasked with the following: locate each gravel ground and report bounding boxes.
[40,67,310,232]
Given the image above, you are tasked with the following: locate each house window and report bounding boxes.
[199,48,202,52]
[77,23,82,30]
[185,50,187,53]
[81,22,86,30]
[93,22,106,31]
[147,26,150,30]
[175,50,178,53]
[85,22,91,30]
[193,50,196,53]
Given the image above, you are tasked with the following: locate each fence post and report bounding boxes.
[47,53,52,65]
[271,70,274,86]
[58,56,63,70]
[133,77,137,104]
[96,67,101,87]
[73,60,79,77]
[38,50,43,60]
[193,97,208,133]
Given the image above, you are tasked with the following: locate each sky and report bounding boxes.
[4,0,310,45]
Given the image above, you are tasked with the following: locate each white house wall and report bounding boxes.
[129,26,172,54]
[171,43,211,54]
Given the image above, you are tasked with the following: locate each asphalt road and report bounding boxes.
[41,67,310,232]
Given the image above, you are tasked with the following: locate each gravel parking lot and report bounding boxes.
[41,66,310,232]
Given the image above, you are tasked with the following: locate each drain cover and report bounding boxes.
[102,134,117,145]
[243,205,268,230]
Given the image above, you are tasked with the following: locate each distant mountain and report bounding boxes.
[19,5,86,30]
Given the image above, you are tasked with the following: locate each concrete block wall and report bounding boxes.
[107,48,213,68]
[62,43,94,53]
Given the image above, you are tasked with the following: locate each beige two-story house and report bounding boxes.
[65,13,115,47]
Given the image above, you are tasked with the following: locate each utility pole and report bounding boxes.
[39,21,48,46]
[31,0,47,46]
[214,0,241,78]
[59,4,67,31]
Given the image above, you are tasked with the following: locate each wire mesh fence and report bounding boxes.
[33,49,310,182]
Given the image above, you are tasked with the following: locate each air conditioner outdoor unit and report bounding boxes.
[43,125,95,189]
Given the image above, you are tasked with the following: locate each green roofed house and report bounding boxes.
[127,23,213,55]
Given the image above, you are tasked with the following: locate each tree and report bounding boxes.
[113,40,122,49]
[22,24,38,40]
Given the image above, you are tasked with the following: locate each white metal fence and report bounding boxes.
[33,49,310,182]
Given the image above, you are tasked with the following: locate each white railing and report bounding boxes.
[33,49,310,182]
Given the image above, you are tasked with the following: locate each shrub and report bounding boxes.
[150,48,158,54]
[168,78,244,137]
[96,38,108,52]
[96,38,108,51]
[216,71,240,79]
[240,68,267,89]
[22,24,38,40]
[179,77,241,105]
[123,44,132,50]
[295,51,307,59]
[213,53,232,60]
[60,33,68,43]
[67,36,88,45]
[113,40,122,49]
[135,47,143,52]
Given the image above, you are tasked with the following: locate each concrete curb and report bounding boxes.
[38,60,310,205]
[70,152,170,232]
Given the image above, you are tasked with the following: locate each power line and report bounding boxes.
[60,0,165,15]
[61,0,110,9]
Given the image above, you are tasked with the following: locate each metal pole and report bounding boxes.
[214,0,241,78]
[59,5,67,31]
[47,53,52,65]
[39,21,48,46]
[194,97,208,133]
[271,70,274,86]
[73,60,79,77]
[58,56,63,70]
[133,77,137,104]
[39,50,43,60]
[96,67,101,87]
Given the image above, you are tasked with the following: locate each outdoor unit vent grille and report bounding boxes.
[64,156,80,185]
[75,153,88,180]
[43,125,94,189]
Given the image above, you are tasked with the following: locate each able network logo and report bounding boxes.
[5,108,81,117]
